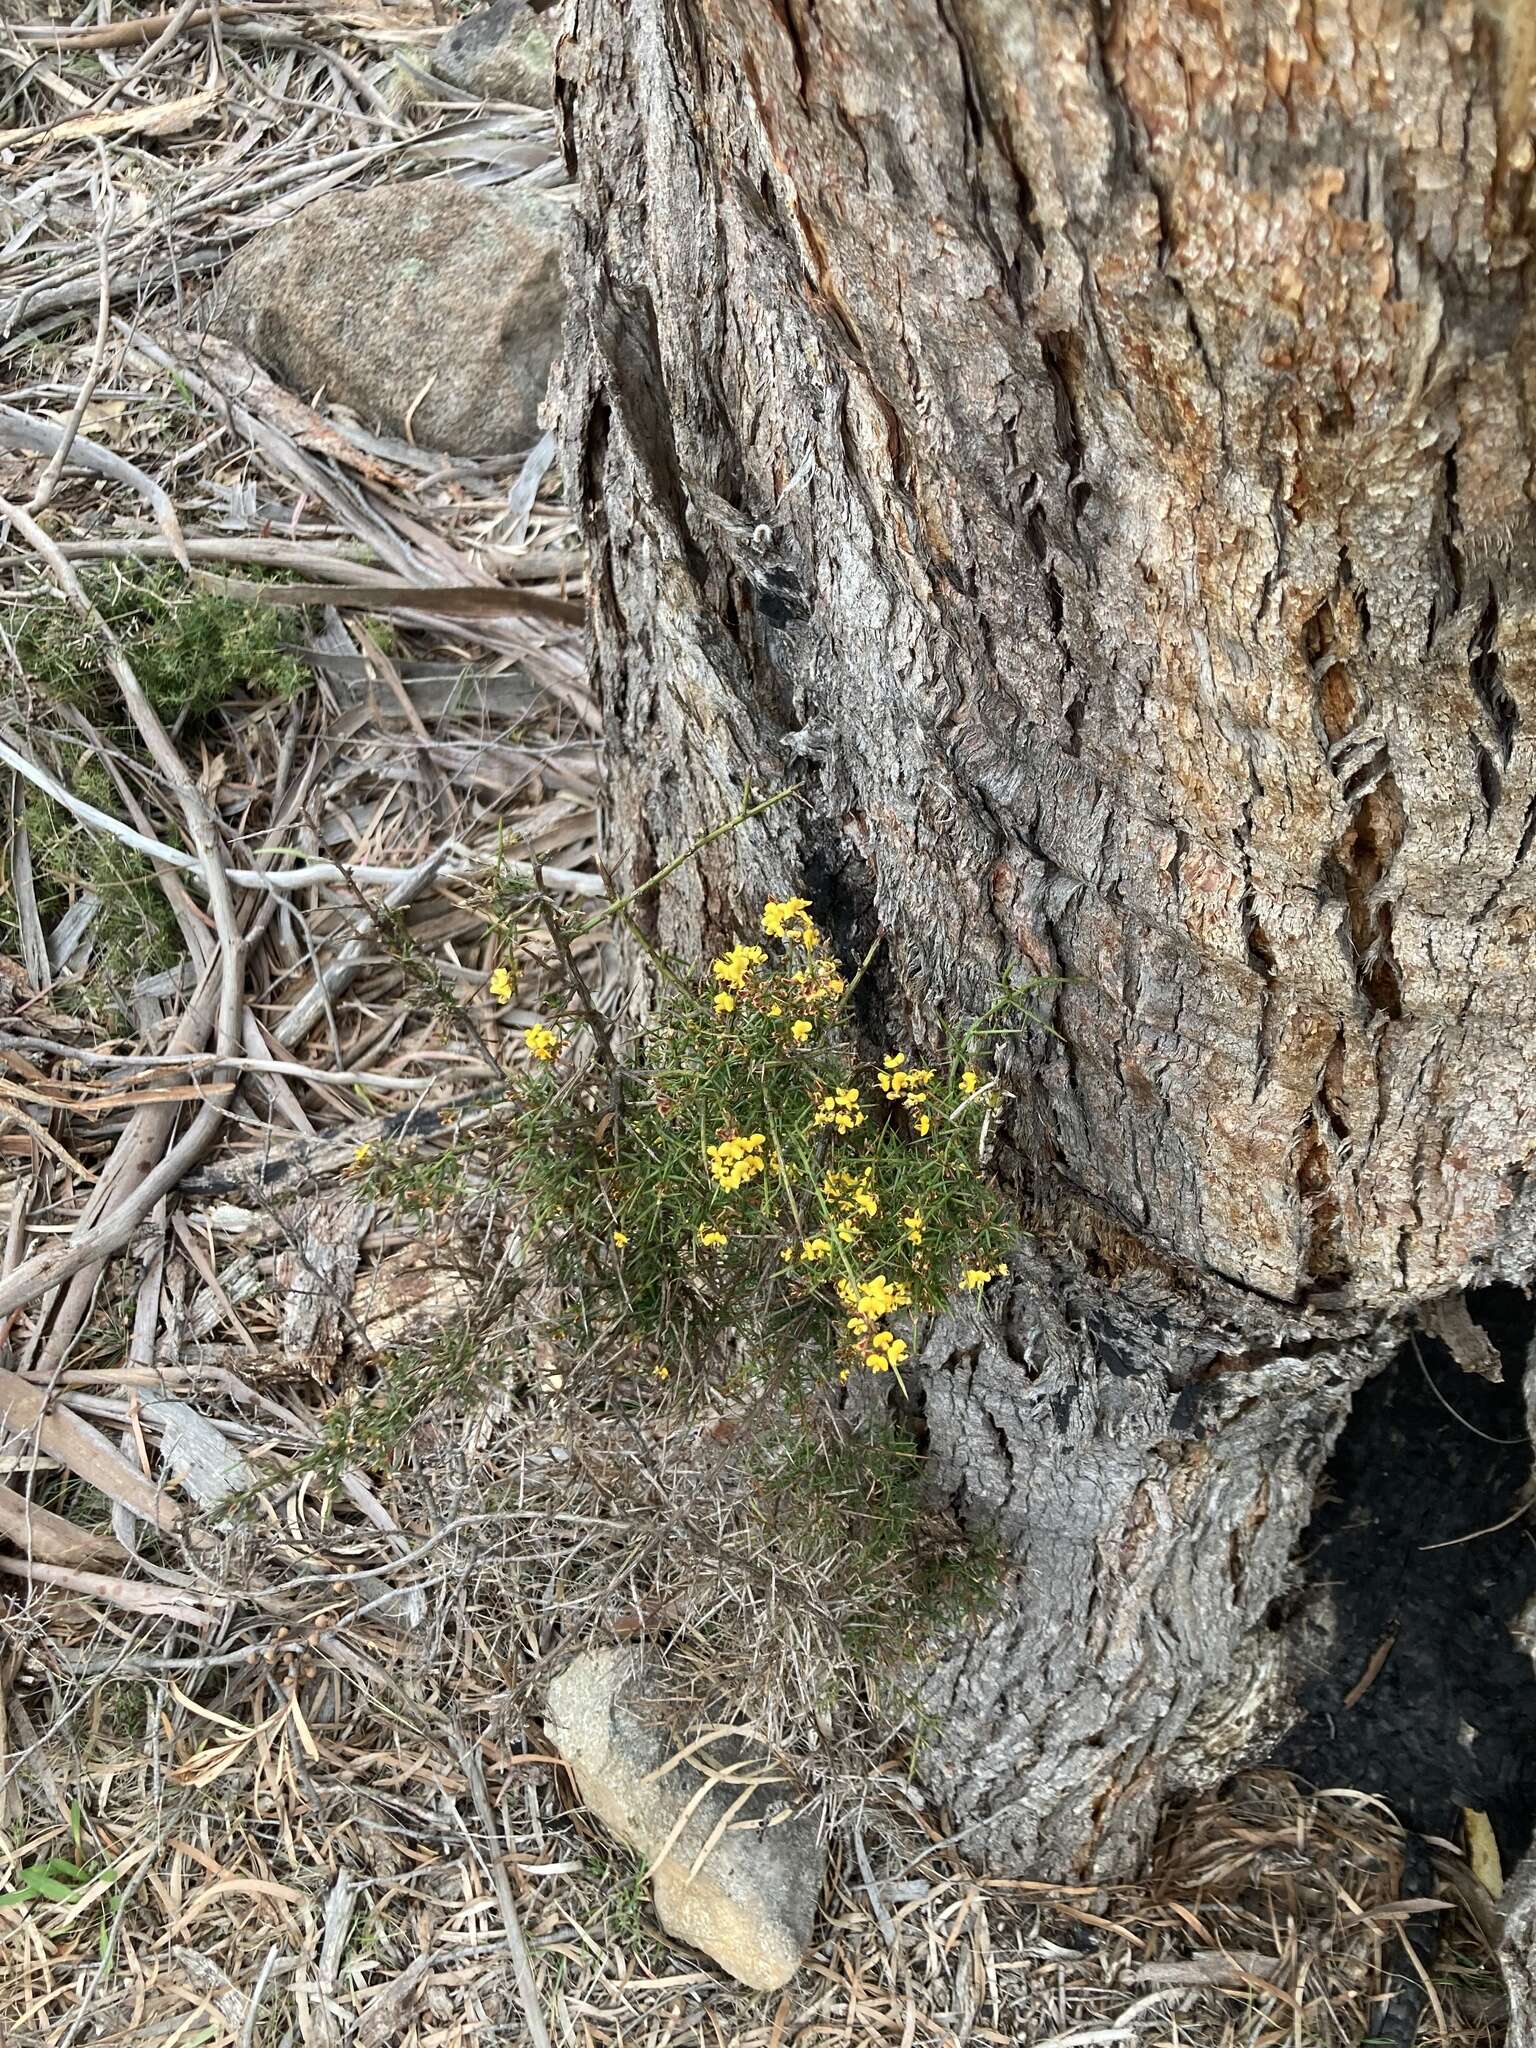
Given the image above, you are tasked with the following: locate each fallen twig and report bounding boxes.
[0,728,603,897]
[0,407,188,566]
[0,497,244,1327]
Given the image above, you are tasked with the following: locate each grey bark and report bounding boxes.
[557,0,1536,1896]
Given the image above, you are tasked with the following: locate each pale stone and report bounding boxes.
[545,1647,823,1992]
[432,0,556,109]
[208,181,564,457]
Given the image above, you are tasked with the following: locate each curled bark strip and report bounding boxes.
[191,570,585,629]
[0,1482,130,1567]
[0,1368,180,1533]
[0,1553,214,1623]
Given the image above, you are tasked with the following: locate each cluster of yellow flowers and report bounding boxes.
[791,955,846,1007]
[821,1167,878,1244]
[762,896,819,947]
[961,1263,1010,1290]
[836,1271,914,1369]
[590,891,1012,1384]
[714,942,767,986]
[841,1272,912,1324]
[781,1234,832,1265]
[812,1085,866,1134]
[706,1131,767,1191]
[711,942,768,1014]
[705,901,844,1024]
[877,1053,935,1135]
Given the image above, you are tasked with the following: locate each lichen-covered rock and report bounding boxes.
[545,1647,823,1992]
[431,0,555,108]
[208,181,564,457]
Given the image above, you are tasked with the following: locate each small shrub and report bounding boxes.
[485,893,1018,1389]
[316,876,1035,1733]
[15,563,309,724]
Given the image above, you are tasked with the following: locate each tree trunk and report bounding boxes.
[557,0,1536,1879]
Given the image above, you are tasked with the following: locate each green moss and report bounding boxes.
[96,1682,152,1743]
[15,563,309,725]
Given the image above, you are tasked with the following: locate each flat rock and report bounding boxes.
[431,0,556,108]
[545,1647,824,1992]
[208,181,564,457]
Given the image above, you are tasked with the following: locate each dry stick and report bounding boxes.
[274,854,448,1048]
[17,945,224,1381]
[0,1177,31,1351]
[26,149,115,517]
[597,857,699,1008]
[60,534,581,586]
[0,728,603,897]
[8,4,255,48]
[534,869,620,1076]
[0,498,245,1328]
[86,0,211,117]
[456,1742,553,2048]
[0,1038,436,1091]
[18,846,292,1380]
[194,569,585,629]
[321,835,503,1080]
[0,1554,213,1622]
[0,408,188,565]
[571,783,801,937]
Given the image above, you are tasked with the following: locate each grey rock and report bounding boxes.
[432,0,555,109]
[209,181,564,458]
[545,1647,823,1992]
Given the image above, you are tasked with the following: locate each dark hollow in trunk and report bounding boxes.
[1275,1286,1536,1875]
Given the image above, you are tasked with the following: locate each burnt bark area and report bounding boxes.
[1275,1286,1536,1871]
[557,0,1536,1895]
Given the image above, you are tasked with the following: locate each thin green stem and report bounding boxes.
[843,930,885,1002]
[572,783,800,938]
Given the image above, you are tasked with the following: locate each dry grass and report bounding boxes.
[0,4,1513,2044]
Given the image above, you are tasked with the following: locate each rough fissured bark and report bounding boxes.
[557,0,1536,1879]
